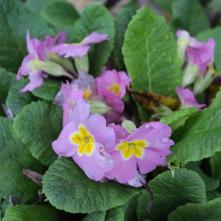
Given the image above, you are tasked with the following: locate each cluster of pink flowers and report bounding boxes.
[176,30,216,109]
[17,31,174,187]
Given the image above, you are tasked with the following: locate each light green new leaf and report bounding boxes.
[6,80,34,116]
[32,80,60,101]
[43,158,141,213]
[168,198,221,221]
[0,118,42,203]
[3,205,59,221]
[170,90,221,164]
[197,27,221,71]
[123,6,181,96]
[149,168,206,221]
[172,0,209,35]
[0,0,52,72]
[72,4,115,75]
[160,107,198,130]
[13,101,62,165]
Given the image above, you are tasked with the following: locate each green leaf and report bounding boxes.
[160,108,199,130]
[123,7,181,96]
[136,190,150,221]
[43,158,141,213]
[168,198,221,221]
[106,207,124,221]
[32,80,60,101]
[0,118,42,203]
[210,151,221,180]
[114,5,136,69]
[197,27,221,71]
[24,0,56,14]
[82,211,105,221]
[186,162,219,191]
[172,0,209,35]
[149,168,206,221]
[154,0,176,12]
[170,90,221,164]
[41,1,79,34]
[72,4,115,75]
[3,205,59,221]
[0,68,15,103]
[6,80,34,116]
[13,101,62,165]
[0,0,52,72]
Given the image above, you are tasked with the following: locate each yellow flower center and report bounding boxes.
[116,140,148,160]
[69,125,95,156]
[108,83,121,95]
[83,88,92,99]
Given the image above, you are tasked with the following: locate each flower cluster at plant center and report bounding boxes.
[16,31,175,187]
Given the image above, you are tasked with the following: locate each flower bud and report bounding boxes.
[89,100,111,114]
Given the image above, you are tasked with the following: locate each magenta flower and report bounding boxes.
[52,100,115,181]
[17,32,66,92]
[105,122,174,187]
[52,32,109,58]
[176,87,205,109]
[96,70,131,121]
[96,69,131,100]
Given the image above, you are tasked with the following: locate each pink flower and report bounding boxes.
[96,69,131,121]
[177,30,215,76]
[52,100,116,181]
[52,32,109,58]
[105,122,174,187]
[176,87,205,109]
[17,32,66,92]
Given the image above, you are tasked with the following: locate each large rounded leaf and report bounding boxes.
[43,158,141,213]
[123,6,181,96]
[168,198,221,221]
[0,118,42,203]
[149,168,206,221]
[13,101,62,165]
[3,205,59,221]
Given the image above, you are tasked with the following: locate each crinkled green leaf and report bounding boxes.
[41,0,79,34]
[114,5,136,69]
[32,80,60,101]
[197,27,221,71]
[160,107,198,130]
[123,7,181,96]
[72,4,115,75]
[170,90,221,164]
[168,198,221,221]
[0,0,53,72]
[172,0,209,35]
[43,158,141,213]
[149,168,206,221]
[6,80,34,116]
[13,101,62,165]
[2,205,59,221]
[0,118,42,203]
